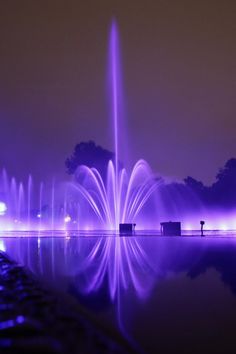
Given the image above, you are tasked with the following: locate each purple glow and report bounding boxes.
[0,21,160,232]
[76,237,156,300]
[71,159,160,230]
[110,20,119,178]
[0,202,7,216]
[0,21,235,232]
[1,165,236,231]
[67,21,161,230]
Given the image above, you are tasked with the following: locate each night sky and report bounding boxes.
[0,0,235,185]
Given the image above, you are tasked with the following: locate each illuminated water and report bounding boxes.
[63,21,160,230]
[0,16,235,354]
[1,232,236,353]
[0,21,160,232]
[1,21,236,232]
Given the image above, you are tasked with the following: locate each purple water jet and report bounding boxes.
[69,20,159,230]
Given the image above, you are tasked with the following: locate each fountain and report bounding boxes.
[0,21,160,232]
[69,20,160,230]
[0,20,235,233]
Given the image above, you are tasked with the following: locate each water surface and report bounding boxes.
[1,232,236,353]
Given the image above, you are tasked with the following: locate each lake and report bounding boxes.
[1,231,236,353]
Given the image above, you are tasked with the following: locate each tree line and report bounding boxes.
[66,141,236,210]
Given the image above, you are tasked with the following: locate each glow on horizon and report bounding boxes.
[0,217,236,233]
[0,202,7,216]
[64,215,71,223]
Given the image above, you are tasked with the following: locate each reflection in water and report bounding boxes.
[3,235,206,298]
[74,237,157,301]
[2,234,236,353]
[6,234,236,297]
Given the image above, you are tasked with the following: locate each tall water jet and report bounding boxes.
[69,20,160,231]
[27,175,33,229]
[110,20,119,176]
[110,20,121,229]
[17,183,24,221]
[51,180,55,230]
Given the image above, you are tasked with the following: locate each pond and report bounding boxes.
[1,232,236,353]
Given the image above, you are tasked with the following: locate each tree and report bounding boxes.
[184,176,206,201]
[215,158,236,182]
[184,158,236,208]
[211,158,236,207]
[184,176,205,192]
[65,141,115,178]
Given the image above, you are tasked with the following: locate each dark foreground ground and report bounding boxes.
[0,251,131,354]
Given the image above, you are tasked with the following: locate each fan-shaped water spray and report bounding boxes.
[72,159,160,230]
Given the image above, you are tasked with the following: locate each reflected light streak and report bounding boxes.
[76,237,156,300]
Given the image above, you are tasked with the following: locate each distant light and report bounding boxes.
[220,224,228,231]
[0,240,6,252]
[65,231,70,240]
[185,224,192,231]
[37,213,42,218]
[64,215,71,223]
[0,202,7,216]
[16,315,25,324]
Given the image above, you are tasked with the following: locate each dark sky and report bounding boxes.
[0,0,235,185]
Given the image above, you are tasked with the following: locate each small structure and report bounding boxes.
[119,223,136,235]
[200,220,205,236]
[160,222,181,236]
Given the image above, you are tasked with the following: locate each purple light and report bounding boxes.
[67,23,160,230]
[0,202,7,216]
[0,21,234,232]
[64,215,71,223]
[16,315,25,324]
[71,160,160,230]
[76,237,156,300]
[110,20,119,178]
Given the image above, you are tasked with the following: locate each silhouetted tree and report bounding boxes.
[183,176,208,202]
[184,158,236,209]
[215,158,236,182]
[184,176,205,194]
[65,141,115,179]
[211,158,236,207]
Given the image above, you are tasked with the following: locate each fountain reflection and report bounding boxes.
[3,234,236,353]
[72,237,157,301]
[1,235,209,299]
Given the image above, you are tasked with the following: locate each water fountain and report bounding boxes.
[0,15,235,354]
[0,20,235,233]
[0,21,160,232]
[69,21,160,231]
